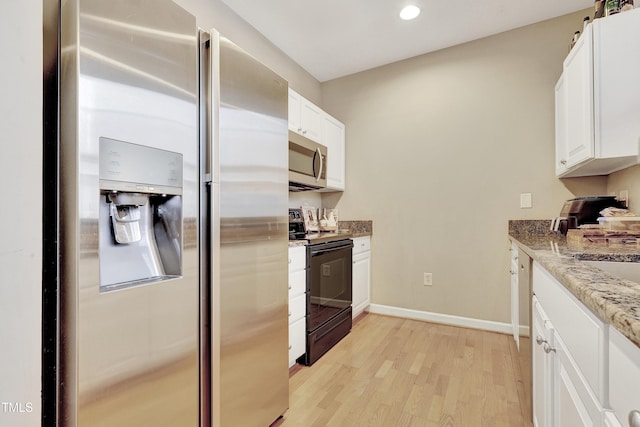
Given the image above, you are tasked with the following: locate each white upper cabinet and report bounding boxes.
[555,9,640,177]
[320,113,345,191]
[555,29,594,175]
[289,88,346,192]
[288,88,322,142]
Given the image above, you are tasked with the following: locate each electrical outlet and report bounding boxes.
[423,273,433,286]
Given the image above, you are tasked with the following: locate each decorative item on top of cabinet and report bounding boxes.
[351,236,371,319]
[595,0,605,18]
[605,0,621,16]
[620,0,635,12]
[288,246,307,367]
[288,88,322,142]
[555,8,640,177]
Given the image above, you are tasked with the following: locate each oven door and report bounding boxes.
[307,239,353,331]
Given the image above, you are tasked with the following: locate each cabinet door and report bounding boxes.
[288,245,306,273]
[352,250,371,318]
[563,27,595,170]
[288,88,301,134]
[288,88,322,142]
[534,261,606,401]
[510,242,519,349]
[289,293,306,324]
[555,333,603,427]
[609,326,640,426]
[555,73,570,175]
[533,298,555,427]
[300,98,322,142]
[322,114,345,191]
[594,9,640,158]
[289,317,306,367]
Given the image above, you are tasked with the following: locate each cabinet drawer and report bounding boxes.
[289,269,306,297]
[609,326,640,425]
[288,293,306,324]
[288,246,306,272]
[533,262,606,400]
[289,317,306,367]
[352,236,370,255]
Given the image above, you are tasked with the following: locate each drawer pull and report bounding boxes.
[630,410,640,427]
[536,336,546,345]
[288,285,292,290]
[543,343,556,354]
[289,345,292,350]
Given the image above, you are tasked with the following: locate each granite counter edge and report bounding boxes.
[509,234,640,348]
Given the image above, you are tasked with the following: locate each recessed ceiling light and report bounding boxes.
[400,5,420,20]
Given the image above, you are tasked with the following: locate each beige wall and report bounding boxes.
[608,166,640,212]
[320,10,607,324]
[1,1,43,424]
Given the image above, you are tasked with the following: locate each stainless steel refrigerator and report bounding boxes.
[207,32,290,427]
[45,0,289,425]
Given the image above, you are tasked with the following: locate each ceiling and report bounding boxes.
[221,0,593,82]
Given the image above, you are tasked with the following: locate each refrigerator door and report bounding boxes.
[59,0,200,424]
[217,35,290,426]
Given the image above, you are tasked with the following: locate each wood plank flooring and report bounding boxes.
[276,313,533,427]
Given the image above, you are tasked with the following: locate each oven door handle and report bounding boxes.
[310,245,352,257]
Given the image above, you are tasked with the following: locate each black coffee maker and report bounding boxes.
[552,196,624,234]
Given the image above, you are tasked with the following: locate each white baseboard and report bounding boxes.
[368,304,514,335]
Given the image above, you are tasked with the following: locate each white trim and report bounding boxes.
[368,304,514,335]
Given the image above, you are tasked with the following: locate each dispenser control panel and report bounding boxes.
[99,137,183,195]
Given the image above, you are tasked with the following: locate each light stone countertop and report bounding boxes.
[509,220,640,348]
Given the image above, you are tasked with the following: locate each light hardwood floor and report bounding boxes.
[276,313,533,427]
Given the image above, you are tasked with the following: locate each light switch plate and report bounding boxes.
[520,193,532,209]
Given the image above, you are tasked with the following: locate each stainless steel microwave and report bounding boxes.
[289,130,327,191]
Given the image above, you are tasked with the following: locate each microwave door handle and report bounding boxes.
[316,147,323,183]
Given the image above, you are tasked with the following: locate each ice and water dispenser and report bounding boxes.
[99,137,183,291]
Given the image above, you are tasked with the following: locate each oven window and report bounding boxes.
[319,258,347,302]
[309,245,352,330]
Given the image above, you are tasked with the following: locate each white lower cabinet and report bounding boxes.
[510,241,520,349]
[351,236,371,318]
[555,332,603,426]
[288,246,307,367]
[288,318,306,367]
[532,297,555,427]
[533,262,607,426]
